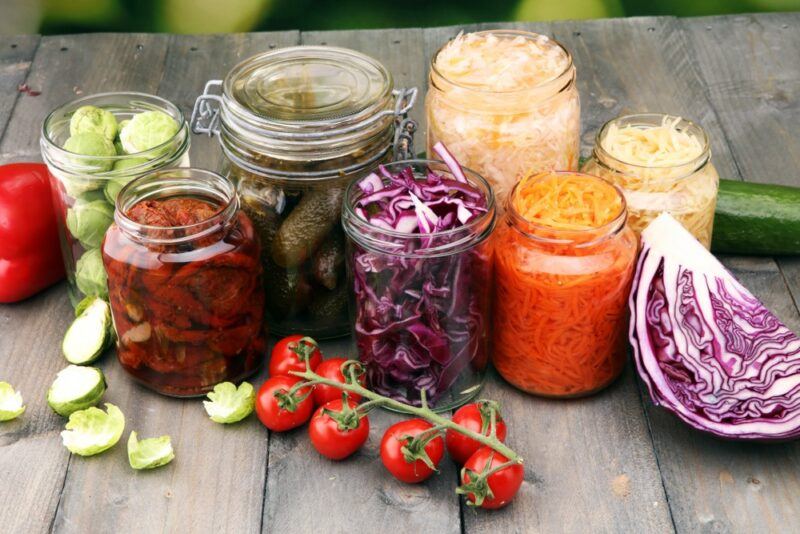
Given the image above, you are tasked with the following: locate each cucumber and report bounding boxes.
[47,365,106,417]
[712,179,800,256]
[63,297,113,365]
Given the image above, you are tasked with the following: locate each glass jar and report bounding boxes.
[102,168,265,397]
[40,92,190,306]
[492,172,637,398]
[581,113,719,248]
[426,30,580,206]
[342,160,496,411]
[192,46,417,339]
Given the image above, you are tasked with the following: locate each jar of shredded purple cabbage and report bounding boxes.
[342,143,496,411]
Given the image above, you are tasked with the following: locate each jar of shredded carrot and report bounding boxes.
[492,171,637,397]
[426,30,580,206]
[581,113,719,248]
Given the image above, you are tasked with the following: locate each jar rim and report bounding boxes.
[592,113,711,178]
[344,159,496,238]
[506,171,629,247]
[115,168,239,245]
[40,91,188,171]
[429,30,575,96]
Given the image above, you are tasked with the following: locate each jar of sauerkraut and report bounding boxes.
[492,171,637,398]
[427,30,580,205]
[581,113,719,248]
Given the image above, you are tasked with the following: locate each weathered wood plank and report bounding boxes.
[259,28,460,534]
[422,20,675,534]
[0,35,39,143]
[0,283,73,534]
[0,34,171,159]
[623,13,800,533]
[49,32,299,534]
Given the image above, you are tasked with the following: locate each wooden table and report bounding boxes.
[1,13,799,534]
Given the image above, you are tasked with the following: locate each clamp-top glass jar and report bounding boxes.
[192,46,417,339]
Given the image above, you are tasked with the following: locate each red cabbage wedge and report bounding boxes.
[630,213,800,440]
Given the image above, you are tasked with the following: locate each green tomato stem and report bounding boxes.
[289,369,521,464]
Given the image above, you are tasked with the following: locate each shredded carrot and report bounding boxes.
[493,172,637,397]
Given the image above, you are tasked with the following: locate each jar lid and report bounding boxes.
[225,46,392,123]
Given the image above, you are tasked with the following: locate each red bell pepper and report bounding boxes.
[0,163,65,303]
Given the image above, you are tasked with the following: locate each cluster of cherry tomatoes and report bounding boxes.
[255,335,524,509]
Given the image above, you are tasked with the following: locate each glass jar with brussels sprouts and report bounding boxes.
[41,92,190,306]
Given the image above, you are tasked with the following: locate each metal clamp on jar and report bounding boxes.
[191,46,417,339]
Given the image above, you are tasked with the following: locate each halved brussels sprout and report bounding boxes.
[47,365,106,417]
[63,296,112,365]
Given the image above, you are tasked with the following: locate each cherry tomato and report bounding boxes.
[308,398,370,460]
[461,447,524,509]
[269,335,322,377]
[380,419,444,483]
[446,401,508,465]
[255,375,314,432]
[313,357,365,406]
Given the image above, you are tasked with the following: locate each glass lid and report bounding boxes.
[224,46,393,123]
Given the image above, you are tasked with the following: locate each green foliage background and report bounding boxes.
[32,0,800,34]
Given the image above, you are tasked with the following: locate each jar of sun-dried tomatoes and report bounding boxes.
[102,168,265,396]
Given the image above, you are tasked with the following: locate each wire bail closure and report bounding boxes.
[191,83,418,142]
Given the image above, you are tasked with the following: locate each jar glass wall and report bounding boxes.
[102,168,265,397]
[492,172,637,397]
[41,92,190,306]
[426,30,580,206]
[581,113,719,248]
[342,160,496,411]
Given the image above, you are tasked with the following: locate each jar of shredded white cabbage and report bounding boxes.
[581,113,719,248]
[426,30,580,206]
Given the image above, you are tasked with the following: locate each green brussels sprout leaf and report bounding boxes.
[75,249,108,300]
[70,105,118,140]
[47,365,106,417]
[0,382,25,422]
[66,199,114,249]
[203,382,255,424]
[119,111,179,155]
[128,431,175,470]
[61,403,125,456]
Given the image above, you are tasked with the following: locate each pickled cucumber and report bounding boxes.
[263,263,312,319]
[271,187,343,268]
[308,284,348,321]
[312,229,345,290]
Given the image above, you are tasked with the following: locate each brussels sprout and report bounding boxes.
[61,403,125,456]
[119,111,179,155]
[203,382,255,424]
[69,105,118,140]
[47,365,106,417]
[127,431,175,470]
[75,249,108,299]
[63,132,117,172]
[0,382,25,422]
[77,189,107,203]
[66,199,114,249]
[63,297,113,365]
[59,175,104,199]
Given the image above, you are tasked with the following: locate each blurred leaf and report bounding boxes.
[158,0,272,33]
[515,0,624,20]
[43,0,121,25]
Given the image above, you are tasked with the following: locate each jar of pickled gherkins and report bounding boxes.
[427,30,580,206]
[103,168,265,397]
[41,92,190,306]
[581,113,719,248]
[342,159,496,411]
[191,46,417,339]
[492,172,637,398]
